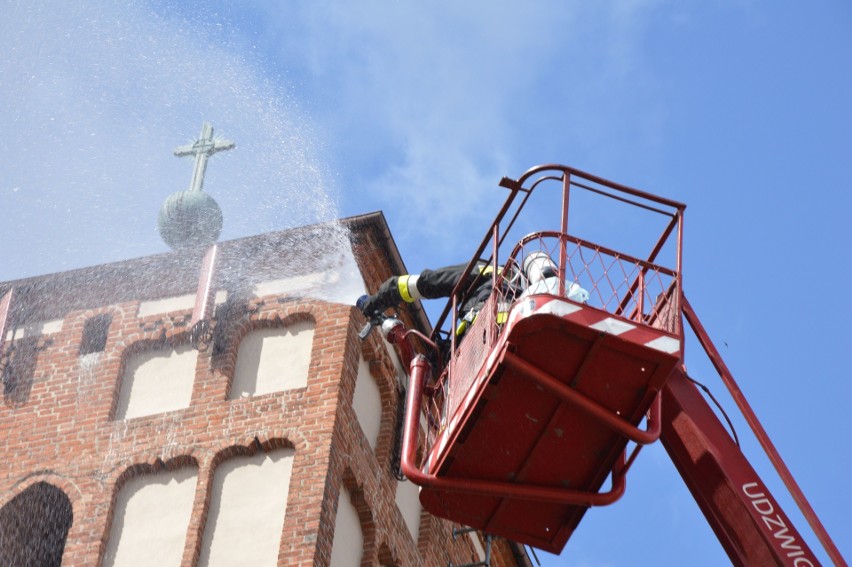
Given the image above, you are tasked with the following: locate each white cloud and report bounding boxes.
[253,1,677,264]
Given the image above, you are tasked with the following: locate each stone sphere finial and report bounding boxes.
[158,190,223,250]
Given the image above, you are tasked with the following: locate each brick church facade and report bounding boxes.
[0,213,531,567]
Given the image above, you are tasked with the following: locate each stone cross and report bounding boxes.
[174,122,235,193]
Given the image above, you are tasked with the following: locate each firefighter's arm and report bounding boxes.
[412,264,469,299]
[358,263,477,316]
[407,262,495,302]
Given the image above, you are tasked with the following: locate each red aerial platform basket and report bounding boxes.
[381,165,843,564]
[417,294,681,552]
[395,165,687,553]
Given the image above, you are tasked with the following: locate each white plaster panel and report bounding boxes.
[116,343,197,420]
[199,449,295,567]
[251,242,367,306]
[137,290,227,318]
[395,480,422,544]
[383,337,408,390]
[468,531,486,561]
[329,487,363,567]
[137,294,195,318]
[102,466,198,567]
[41,318,64,334]
[5,318,63,340]
[353,356,382,451]
[230,322,314,398]
[252,274,326,298]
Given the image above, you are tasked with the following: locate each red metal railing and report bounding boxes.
[407,163,686,510]
[429,164,686,343]
[495,233,679,334]
[420,229,679,473]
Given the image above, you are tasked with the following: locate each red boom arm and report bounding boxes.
[661,297,845,566]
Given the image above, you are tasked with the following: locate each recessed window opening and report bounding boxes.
[103,465,197,567]
[396,477,422,544]
[0,482,73,567]
[329,486,364,567]
[353,356,382,451]
[230,321,315,398]
[115,341,197,420]
[198,448,295,566]
[80,314,112,355]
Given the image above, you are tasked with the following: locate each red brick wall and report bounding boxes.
[0,218,527,567]
[347,217,526,567]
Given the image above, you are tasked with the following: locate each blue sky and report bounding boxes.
[1,1,850,565]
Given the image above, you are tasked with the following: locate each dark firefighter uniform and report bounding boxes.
[358,263,498,331]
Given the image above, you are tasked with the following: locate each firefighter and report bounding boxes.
[358,262,495,326]
[358,253,561,335]
[358,252,589,338]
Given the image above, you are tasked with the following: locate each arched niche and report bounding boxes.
[353,355,382,451]
[0,481,73,567]
[115,341,197,420]
[102,464,198,567]
[198,446,295,566]
[229,320,315,399]
[329,485,363,567]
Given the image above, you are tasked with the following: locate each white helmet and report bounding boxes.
[523,251,557,284]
